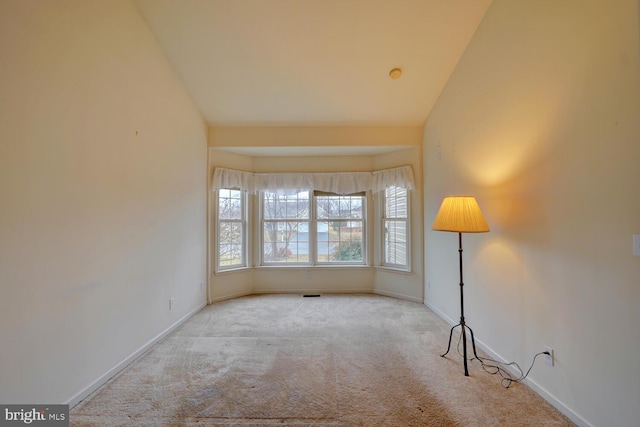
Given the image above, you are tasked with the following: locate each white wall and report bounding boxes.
[210,126,422,150]
[0,0,207,405]
[209,126,424,302]
[423,1,640,426]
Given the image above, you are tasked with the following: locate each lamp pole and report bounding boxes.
[441,232,480,376]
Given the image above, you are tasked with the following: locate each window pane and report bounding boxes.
[217,188,246,270]
[382,186,409,268]
[263,221,309,263]
[219,221,243,266]
[219,189,242,220]
[317,195,363,219]
[385,187,407,218]
[384,219,407,265]
[317,220,363,263]
[263,191,309,219]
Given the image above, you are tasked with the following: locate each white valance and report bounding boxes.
[212,166,414,195]
[212,168,255,193]
[371,165,415,193]
[253,173,315,194]
[309,172,372,195]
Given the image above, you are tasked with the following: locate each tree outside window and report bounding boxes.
[218,189,245,269]
[262,190,310,263]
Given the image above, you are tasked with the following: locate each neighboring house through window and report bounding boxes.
[382,186,410,270]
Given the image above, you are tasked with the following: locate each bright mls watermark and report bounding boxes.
[0,405,68,426]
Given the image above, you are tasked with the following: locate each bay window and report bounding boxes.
[212,166,414,272]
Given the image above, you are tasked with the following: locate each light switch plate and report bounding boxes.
[634,234,640,257]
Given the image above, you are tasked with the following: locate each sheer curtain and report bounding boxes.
[212,166,414,194]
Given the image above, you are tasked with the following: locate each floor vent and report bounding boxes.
[303,294,321,297]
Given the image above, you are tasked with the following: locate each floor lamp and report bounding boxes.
[432,196,489,376]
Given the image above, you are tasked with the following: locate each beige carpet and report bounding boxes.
[71,294,574,426]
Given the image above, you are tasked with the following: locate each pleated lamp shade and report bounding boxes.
[432,196,490,233]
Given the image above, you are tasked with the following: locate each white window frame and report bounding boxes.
[381,186,410,271]
[215,188,248,272]
[259,190,367,266]
[260,190,312,266]
[314,192,367,266]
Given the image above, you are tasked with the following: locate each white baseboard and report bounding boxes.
[213,290,421,305]
[252,288,372,295]
[424,301,594,427]
[209,290,254,303]
[523,377,593,427]
[65,302,206,408]
[424,300,456,324]
[374,289,423,303]
[213,289,421,304]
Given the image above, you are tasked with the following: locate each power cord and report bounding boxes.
[454,332,550,388]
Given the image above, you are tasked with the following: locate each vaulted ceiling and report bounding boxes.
[134,0,492,127]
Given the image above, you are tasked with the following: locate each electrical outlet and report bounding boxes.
[200,282,205,292]
[169,297,174,310]
[544,346,554,366]
[306,270,312,279]
[633,234,640,256]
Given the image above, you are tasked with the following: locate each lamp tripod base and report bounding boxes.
[441,319,480,376]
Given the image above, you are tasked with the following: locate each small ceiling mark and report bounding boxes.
[389,68,402,80]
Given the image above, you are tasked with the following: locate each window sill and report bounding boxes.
[255,265,372,271]
[374,265,412,275]
[216,265,407,274]
[214,266,252,275]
